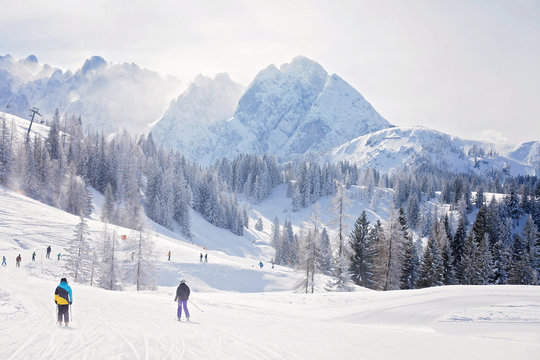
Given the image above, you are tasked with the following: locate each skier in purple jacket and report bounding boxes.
[174,279,190,321]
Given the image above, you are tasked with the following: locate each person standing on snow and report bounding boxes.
[46,245,51,259]
[32,251,36,261]
[57,253,61,261]
[174,279,191,321]
[54,277,73,327]
[2,256,6,267]
[199,253,203,262]
[168,251,171,261]
[16,254,21,267]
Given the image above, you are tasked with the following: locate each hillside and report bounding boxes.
[330,126,538,176]
[1,186,539,359]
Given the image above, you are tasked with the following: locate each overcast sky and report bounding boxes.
[1,0,539,144]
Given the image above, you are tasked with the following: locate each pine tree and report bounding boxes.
[406,192,420,229]
[319,228,332,275]
[131,224,157,291]
[460,234,480,285]
[98,225,123,291]
[475,186,485,208]
[477,233,494,284]
[102,183,116,223]
[349,211,376,288]
[297,229,320,293]
[492,238,512,284]
[400,235,419,289]
[370,220,387,290]
[255,217,264,231]
[381,209,405,290]
[46,109,61,161]
[509,232,534,285]
[472,206,488,245]
[399,208,419,289]
[417,233,444,288]
[173,170,191,238]
[0,116,14,186]
[66,214,92,283]
[328,185,351,289]
[271,216,280,250]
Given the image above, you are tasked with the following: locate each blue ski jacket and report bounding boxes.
[54,281,73,305]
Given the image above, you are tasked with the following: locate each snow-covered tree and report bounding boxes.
[131,226,157,291]
[417,231,444,288]
[98,225,123,291]
[380,208,405,290]
[271,216,280,249]
[319,227,332,275]
[66,214,92,283]
[328,185,351,289]
[297,227,320,294]
[349,211,376,289]
[255,217,264,231]
[0,117,15,186]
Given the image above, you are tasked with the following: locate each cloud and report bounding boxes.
[477,129,511,145]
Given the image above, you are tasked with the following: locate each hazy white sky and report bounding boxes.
[1,0,539,143]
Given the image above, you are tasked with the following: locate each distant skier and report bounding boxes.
[168,250,171,261]
[2,256,6,267]
[16,254,21,267]
[204,254,208,263]
[199,253,203,262]
[32,251,36,261]
[271,258,274,269]
[46,245,51,259]
[259,261,263,268]
[174,279,191,321]
[54,277,73,327]
[57,253,61,261]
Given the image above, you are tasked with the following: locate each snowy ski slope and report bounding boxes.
[1,186,540,359]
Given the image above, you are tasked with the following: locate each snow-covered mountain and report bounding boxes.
[1,54,181,134]
[150,73,244,163]
[508,141,540,173]
[330,126,538,176]
[151,56,391,163]
[222,56,391,157]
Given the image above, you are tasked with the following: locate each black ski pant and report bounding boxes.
[58,304,69,323]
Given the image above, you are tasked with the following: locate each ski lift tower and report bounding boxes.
[27,107,42,138]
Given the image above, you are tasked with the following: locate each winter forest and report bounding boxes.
[1,109,538,293]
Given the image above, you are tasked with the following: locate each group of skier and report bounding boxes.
[2,245,62,268]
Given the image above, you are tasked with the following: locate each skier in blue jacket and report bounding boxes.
[54,278,73,326]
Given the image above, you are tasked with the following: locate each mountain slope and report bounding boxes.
[150,73,244,163]
[1,54,181,135]
[150,56,391,163]
[212,56,391,161]
[331,126,538,176]
[0,185,539,360]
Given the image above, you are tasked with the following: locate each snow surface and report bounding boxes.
[1,184,540,359]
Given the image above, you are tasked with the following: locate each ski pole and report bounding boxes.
[188,299,204,312]
[70,304,72,322]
